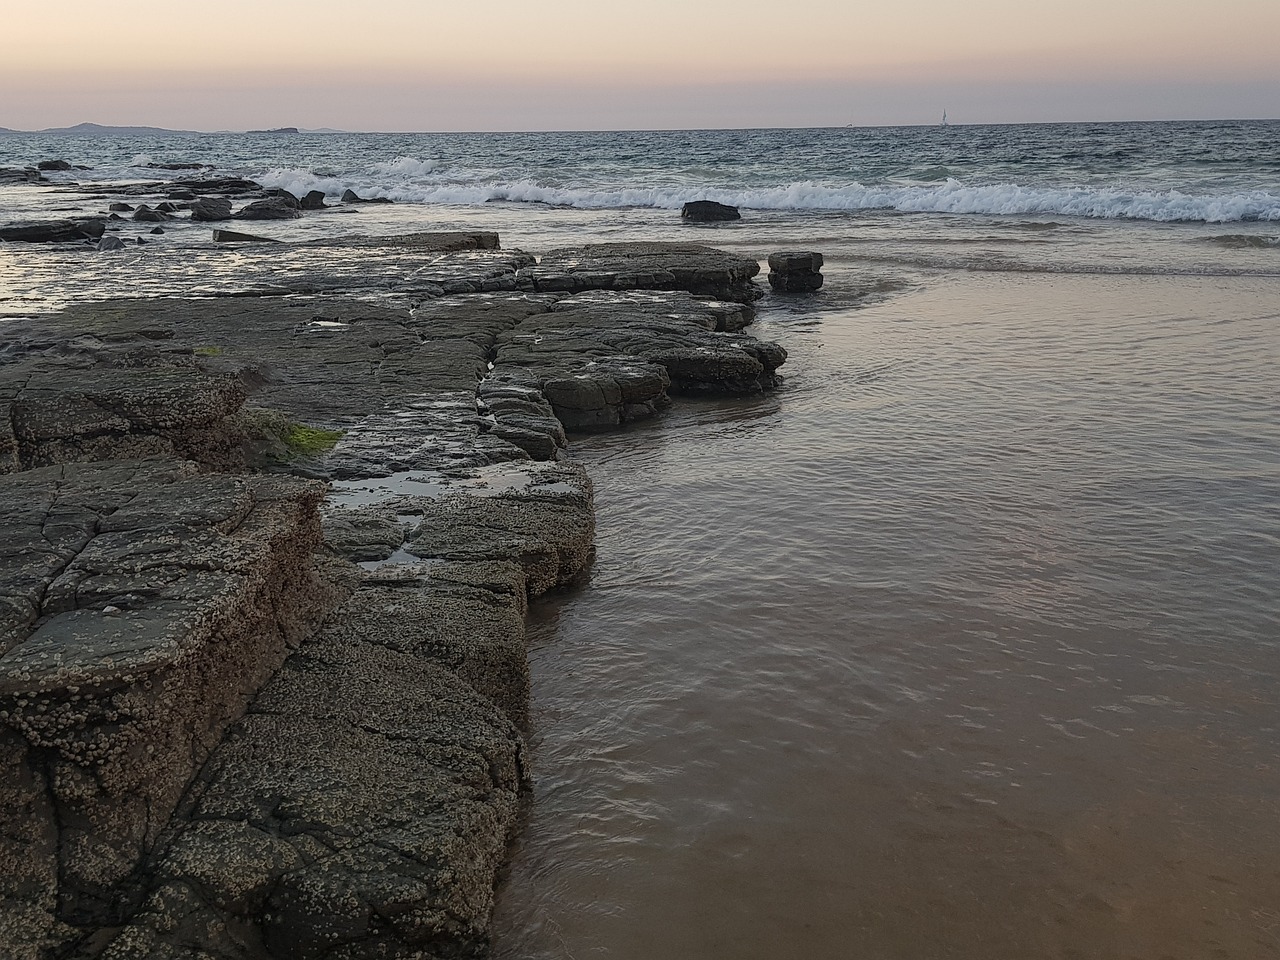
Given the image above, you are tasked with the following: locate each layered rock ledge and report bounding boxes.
[0,237,789,959]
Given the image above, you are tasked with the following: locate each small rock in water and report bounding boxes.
[97,236,127,252]
[681,199,741,222]
[341,188,392,204]
[234,198,301,220]
[108,202,134,212]
[767,249,824,293]
[300,189,328,210]
[150,226,165,235]
[37,159,73,171]
[263,187,301,209]
[133,205,171,223]
[189,197,233,221]
[212,228,280,243]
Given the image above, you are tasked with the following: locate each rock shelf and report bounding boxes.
[0,236,790,959]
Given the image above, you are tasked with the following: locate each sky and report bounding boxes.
[2,0,1277,130]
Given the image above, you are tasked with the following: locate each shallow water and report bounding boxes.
[4,124,1280,957]
[492,271,1280,960]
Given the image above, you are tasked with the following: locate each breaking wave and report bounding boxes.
[250,169,1280,223]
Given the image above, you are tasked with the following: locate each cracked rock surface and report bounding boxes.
[0,459,331,958]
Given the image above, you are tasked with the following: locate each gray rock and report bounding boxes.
[96,236,127,252]
[36,159,72,172]
[519,241,764,303]
[188,197,233,221]
[341,188,392,204]
[299,189,328,210]
[170,176,262,195]
[234,197,302,220]
[767,249,825,292]
[0,460,335,948]
[131,205,171,223]
[263,187,301,209]
[0,168,46,185]
[681,199,741,221]
[107,202,134,212]
[211,228,279,243]
[0,219,105,243]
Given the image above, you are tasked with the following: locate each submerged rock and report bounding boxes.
[36,159,72,172]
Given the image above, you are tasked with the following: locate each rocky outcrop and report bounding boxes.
[768,250,824,292]
[0,168,46,185]
[0,219,105,243]
[299,190,327,210]
[0,234,790,959]
[36,159,73,172]
[0,459,334,957]
[518,241,764,302]
[169,177,262,195]
[681,199,741,221]
[0,347,248,475]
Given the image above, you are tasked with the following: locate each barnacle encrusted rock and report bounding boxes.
[0,459,333,955]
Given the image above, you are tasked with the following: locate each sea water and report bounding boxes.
[3,122,1279,957]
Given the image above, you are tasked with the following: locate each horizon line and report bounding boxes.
[3,117,1280,137]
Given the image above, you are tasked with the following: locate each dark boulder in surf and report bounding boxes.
[681,199,741,222]
[300,189,328,210]
[341,188,392,204]
[767,250,824,293]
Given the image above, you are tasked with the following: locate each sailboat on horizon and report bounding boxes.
[940,109,949,128]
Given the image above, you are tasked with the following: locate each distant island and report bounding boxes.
[0,123,346,136]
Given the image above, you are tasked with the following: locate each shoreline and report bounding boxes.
[0,225,795,958]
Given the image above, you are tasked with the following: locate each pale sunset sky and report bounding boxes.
[3,0,1277,130]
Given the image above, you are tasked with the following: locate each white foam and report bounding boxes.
[369,156,444,177]
[247,171,1280,223]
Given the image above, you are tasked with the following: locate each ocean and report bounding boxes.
[3,122,1280,957]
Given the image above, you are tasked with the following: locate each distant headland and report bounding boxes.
[0,123,344,135]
